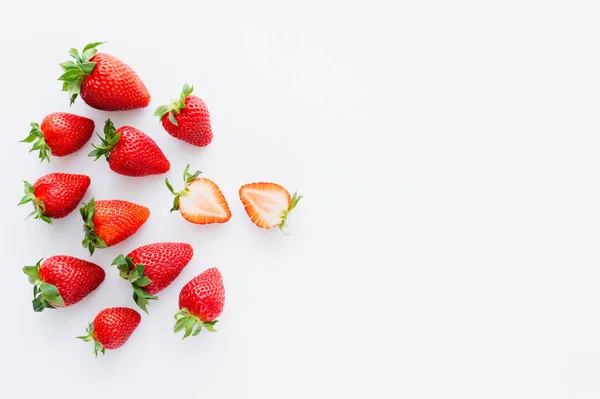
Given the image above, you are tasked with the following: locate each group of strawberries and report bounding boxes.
[20,42,302,356]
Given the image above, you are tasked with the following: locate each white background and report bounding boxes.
[1,0,599,398]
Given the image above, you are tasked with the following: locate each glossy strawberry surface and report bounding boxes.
[109,126,170,176]
[162,95,213,147]
[33,173,90,219]
[91,307,141,349]
[127,242,194,295]
[179,268,225,322]
[81,53,150,111]
[41,113,94,157]
[39,256,105,307]
[92,200,150,247]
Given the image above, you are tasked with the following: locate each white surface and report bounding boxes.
[1,1,599,398]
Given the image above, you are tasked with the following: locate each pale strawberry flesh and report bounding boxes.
[179,178,231,224]
[239,183,291,229]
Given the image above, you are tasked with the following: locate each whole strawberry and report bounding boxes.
[80,198,150,255]
[18,173,91,223]
[23,256,105,312]
[89,119,170,177]
[21,112,94,162]
[78,307,141,357]
[112,242,194,313]
[174,268,225,339]
[58,42,150,110]
[154,84,213,147]
[166,165,231,224]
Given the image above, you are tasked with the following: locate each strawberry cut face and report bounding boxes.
[179,178,232,224]
[239,182,302,231]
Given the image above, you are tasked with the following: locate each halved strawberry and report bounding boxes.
[239,183,302,232]
[166,165,231,224]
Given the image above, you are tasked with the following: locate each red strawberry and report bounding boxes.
[18,173,91,223]
[166,165,231,224]
[154,84,213,147]
[23,256,105,312]
[239,183,302,232]
[80,198,150,255]
[21,112,94,162]
[78,307,141,357]
[112,242,194,313]
[174,268,225,339]
[58,42,150,110]
[89,119,170,177]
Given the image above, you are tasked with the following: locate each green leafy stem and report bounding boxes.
[20,122,51,163]
[112,254,157,313]
[173,308,218,339]
[23,260,65,312]
[76,323,105,358]
[80,198,108,256]
[17,181,52,224]
[154,83,194,126]
[89,119,121,161]
[58,41,105,105]
[165,164,201,212]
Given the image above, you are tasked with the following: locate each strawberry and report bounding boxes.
[18,173,91,223]
[23,256,105,312]
[166,165,231,224]
[112,242,194,313]
[174,268,225,339]
[78,307,141,357]
[239,183,302,232]
[89,119,170,177]
[21,112,94,162]
[154,84,213,147]
[80,198,150,255]
[58,42,150,110]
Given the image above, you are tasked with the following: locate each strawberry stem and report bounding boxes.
[58,42,105,105]
[278,191,303,233]
[17,181,52,224]
[173,308,218,339]
[88,119,121,161]
[21,122,52,162]
[80,198,108,255]
[154,83,195,126]
[112,255,158,313]
[23,260,65,312]
[76,323,106,357]
[165,164,202,212]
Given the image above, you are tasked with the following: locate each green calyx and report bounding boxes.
[23,260,65,312]
[165,164,201,212]
[76,323,105,358]
[112,254,157,314]
[88,119,121,161]
[18,181,52,224]
[279,191,303,233]
[58,41,105,105]
[154,83,194,126]
[173,308,218,339]
[80,198,107,256]
[21,122,51,162]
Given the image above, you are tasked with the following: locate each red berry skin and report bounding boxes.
[81,53,150,111]
[34,173,90,219]
[179,268,225,322]
[108,126,170,177]
[127,243,194,295]
[41,113,94,156]
[93,200,150,247]
[161,96,213,147]
[92,307,141,350]
[39,256,105,307]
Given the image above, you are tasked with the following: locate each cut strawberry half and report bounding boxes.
[166,165,231,224]
[239,182,302,232]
